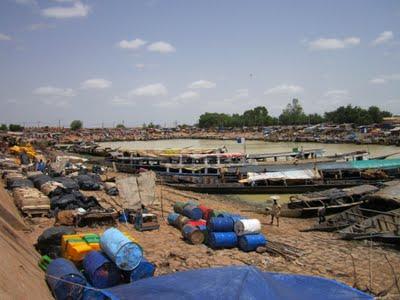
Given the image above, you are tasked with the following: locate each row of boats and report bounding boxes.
[99,146,400,194]
[291,181,400,245]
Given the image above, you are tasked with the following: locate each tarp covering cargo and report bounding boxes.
[116,172,157,210]
[89,266,371,300]
[13,187,50,215]
[240,169,320,183]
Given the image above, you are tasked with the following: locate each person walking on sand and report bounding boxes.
[269,196,281,227]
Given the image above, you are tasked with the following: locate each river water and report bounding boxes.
[99,139,400,204]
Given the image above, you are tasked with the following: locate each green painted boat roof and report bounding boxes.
[350,159,400,169]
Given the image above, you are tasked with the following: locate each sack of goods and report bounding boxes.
[13,187,50,216]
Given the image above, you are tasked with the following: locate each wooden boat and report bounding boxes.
[301,206,386,232]
[338,208,400,245]
[279,185,378,218]
[303,182,400,231]
[166,180,381,195]
[105,149,370,175]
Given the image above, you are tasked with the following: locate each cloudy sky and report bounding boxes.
[0,0,399,127]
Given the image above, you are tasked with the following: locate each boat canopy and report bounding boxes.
[349,159,400,170]
[240,169,320,183]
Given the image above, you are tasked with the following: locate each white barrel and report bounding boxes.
[234,219,261,236]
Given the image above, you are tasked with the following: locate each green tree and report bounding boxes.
[324,105,392,125]
[116,124,125,129]
[279,99,308,125]
[70,120,83,130]
[9,124,23,132]
[0,124,7,131]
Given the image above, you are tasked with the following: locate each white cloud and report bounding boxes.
[81,78,112,89]
[264,84,304,95]
[33,86,76,97]
[15,0,37,5]
[323,89,350,100]
[41,2,90,19]
[129,83,167,97]
[110,96,135,106]
[369,74,400,84]
[0,33,11,41]
[118,39,147,50]
[235,89,249,98]
[174,91,199,100]
[188,80,216,89]
[371,31,393,46]
[135,63,146,69]
[308,37,360,50]
[27,23,55,31]
[147,41,175,53]
[369,77,386,84]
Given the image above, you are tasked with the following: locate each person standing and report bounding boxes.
[318,203,327,224]
[269,196,281,227]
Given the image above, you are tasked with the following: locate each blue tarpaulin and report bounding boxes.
[86,266,372,300]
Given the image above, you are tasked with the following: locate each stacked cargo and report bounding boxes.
[44,228,156,300]
[168,201,267,252]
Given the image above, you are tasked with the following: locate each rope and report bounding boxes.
[45,273,102,292]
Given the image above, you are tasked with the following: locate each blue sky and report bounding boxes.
[0,0,399,127]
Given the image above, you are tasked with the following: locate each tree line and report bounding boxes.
[198,99,392,128]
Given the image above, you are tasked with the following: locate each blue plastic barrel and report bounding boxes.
[129,258,156,282]
[183,204,202,220]
[167,212,180,226]
[207,217,234,232]
[100,228,143,271]
[46,258,88,300]
[83,251,122,288]
[238,234,267,252]
[208,232,238,249]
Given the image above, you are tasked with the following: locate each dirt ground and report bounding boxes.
[20,184,400,299]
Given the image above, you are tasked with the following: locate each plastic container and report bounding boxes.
[197,224,208,244]
[182,224,205,245]
[198,205,213,221]
[83,251,122,288]
[129,258,156,282]
[182,204,203,220]
[208,232,238,249]
[234,219,262,236]
[176,215,189,229]
[46,258,87,300]
[167,212,180,226]
[238,234,267,252]
[173,202,187,214]
[100,228,143,271]
[207,217,234,232]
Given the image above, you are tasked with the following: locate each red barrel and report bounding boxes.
[187,220,207,227]
[198,205,213,221]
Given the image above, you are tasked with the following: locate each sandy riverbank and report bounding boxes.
[14,182,400,299]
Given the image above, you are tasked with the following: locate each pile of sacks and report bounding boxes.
[44,228,156,300]
[168,201,266,252]
[2,169,50,216]
[28,173,101,212]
